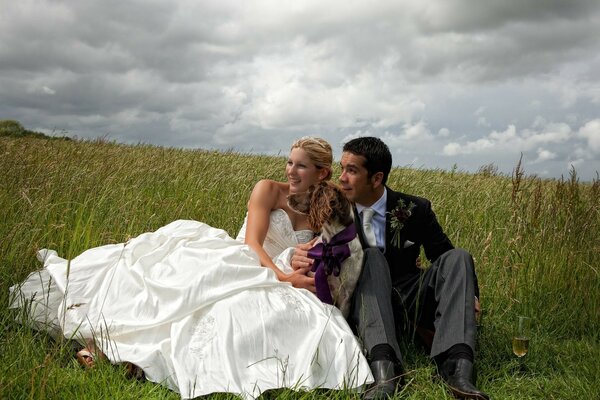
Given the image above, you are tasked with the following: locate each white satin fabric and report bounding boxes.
[10,210,372,399]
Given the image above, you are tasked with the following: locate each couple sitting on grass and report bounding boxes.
[11,136,488,400]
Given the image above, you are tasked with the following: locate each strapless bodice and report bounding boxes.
[236,209,314,259]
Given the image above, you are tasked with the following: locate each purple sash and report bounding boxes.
[307,224,357,304]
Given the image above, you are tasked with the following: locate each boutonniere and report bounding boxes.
[387,199,416,249]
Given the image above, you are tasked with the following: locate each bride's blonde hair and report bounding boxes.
[291,137,333,180]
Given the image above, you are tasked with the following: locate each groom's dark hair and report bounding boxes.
[343,137,392,185]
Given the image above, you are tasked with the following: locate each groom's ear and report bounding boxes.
[370,171,384,188]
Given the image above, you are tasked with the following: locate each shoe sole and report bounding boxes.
[446,384,488,400]
[435,373,488,400]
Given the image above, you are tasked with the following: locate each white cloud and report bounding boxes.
[443,137,494,155]
[578,119,600,153]
[442,143,461,156]
[443,122,573,156]
[403,120,431,140]
[42,86,56,95]
[438,127,450,137]
[533,148,557,163]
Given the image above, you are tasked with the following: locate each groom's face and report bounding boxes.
[339,152,378,206]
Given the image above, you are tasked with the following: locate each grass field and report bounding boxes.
[1,136,598,399]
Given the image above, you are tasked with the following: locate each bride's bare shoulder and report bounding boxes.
[249,180,289,207]
[252,180,288,195]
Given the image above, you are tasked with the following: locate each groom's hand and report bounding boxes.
[475,296,481,322]
[291,238,317,271]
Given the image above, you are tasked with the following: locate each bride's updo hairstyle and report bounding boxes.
[291,137,333,181]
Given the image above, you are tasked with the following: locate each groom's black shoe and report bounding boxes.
[363,360,403,399]
[438,358,489,400]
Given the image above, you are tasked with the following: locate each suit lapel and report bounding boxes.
[352,205,369,249]
[385,186,398,244]
[384,187,402,253]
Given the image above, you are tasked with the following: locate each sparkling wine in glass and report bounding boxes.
[512,316,531,358]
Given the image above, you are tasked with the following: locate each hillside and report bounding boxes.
[1,136,598,399]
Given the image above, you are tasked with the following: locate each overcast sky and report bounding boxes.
[2,0,599,181]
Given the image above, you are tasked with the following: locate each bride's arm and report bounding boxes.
[245,180,278,269]
[245,180,315,291]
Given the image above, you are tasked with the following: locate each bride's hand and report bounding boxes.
[281,268,316,293]
[291,238,317,271]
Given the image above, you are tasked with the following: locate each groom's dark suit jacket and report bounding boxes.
[352,186,479,347]
[383,187,454,288]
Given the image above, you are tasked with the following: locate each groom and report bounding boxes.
[293,137,488,400]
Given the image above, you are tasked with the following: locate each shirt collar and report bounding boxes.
[356,187,387,218]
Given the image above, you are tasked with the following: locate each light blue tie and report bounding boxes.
[361,208,377,247]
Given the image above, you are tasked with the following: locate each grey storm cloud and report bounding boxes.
[1,0,599,180]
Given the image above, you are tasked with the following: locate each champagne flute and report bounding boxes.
[512,316,531,358]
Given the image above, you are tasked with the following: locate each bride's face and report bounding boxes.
[286,148,326,193]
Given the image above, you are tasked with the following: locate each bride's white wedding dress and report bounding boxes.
[10,210,372,399]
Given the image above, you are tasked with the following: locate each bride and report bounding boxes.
[9,137,373,399]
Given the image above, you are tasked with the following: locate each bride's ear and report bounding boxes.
[318,166,332,181]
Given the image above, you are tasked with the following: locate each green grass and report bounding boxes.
[1,136,598,399]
